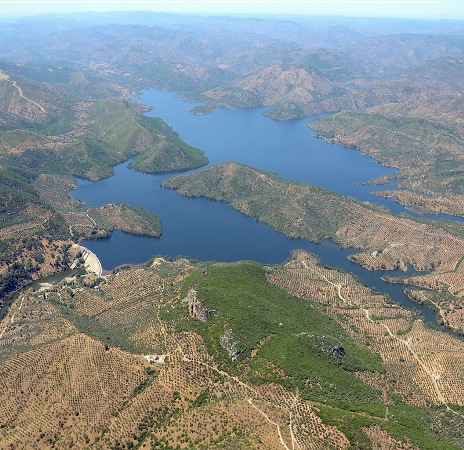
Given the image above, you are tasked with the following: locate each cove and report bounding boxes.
[71,89,448,326]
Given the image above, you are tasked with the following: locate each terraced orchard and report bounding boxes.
[312,112,464,217]
[1,256,463,449]
[267,251,464,410]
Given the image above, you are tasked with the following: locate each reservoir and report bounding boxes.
[72,89,456,326]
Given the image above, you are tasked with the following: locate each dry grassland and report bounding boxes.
[374,190,464,218]
[335,208,463,273]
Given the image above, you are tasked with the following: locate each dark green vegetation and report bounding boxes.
[163,161,464,331]
[0,166,47,228]
[0,64,206,300]
[0,167,76,296]
[1,11,464,449]
[316,402,461,450]
[129,115,207,174]
[162,161,363,242]
[177,262,384,399]
[2,253,463,448]
[5,256,458,449]
[1,98,207,181]
[73,100,207,179]
[0,263,30,299]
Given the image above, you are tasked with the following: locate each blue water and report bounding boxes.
[71,89,459,326]
[138,90,464,222]
[139,90,397,205]
[75,160,434,322]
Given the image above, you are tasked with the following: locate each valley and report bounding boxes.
[0,10,464,449]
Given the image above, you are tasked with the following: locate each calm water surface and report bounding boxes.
[72,89,458,326]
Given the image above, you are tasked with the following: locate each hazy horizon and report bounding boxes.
[1,0,463,20]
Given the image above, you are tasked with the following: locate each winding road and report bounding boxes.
[10,79,46,113]
[0,294,25,341]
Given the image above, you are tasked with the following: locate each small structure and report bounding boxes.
[144,354,167,364]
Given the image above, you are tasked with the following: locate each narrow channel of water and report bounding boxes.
[0,270,79,319]
[28,270,78,291]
